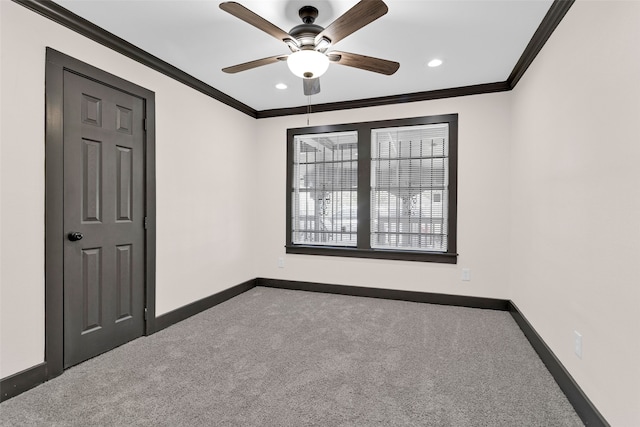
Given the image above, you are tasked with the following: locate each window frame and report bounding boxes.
[286,114,458,264]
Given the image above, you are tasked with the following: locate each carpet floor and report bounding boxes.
[0,286,583,426]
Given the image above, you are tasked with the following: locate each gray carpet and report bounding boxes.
[0,287,582,426]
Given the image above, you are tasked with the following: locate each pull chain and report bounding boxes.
[307,95,311,126]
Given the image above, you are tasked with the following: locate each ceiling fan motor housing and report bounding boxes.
[290,5,324,49]
[289,23,323,47]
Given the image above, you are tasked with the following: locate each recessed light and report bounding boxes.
[275,83,288,90]
[427,59,443,68]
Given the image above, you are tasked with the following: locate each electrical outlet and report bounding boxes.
[277,257,285,268]
[574,330,582,359]
[461,268,471,281]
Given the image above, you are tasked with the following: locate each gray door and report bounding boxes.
[63,71,145,368]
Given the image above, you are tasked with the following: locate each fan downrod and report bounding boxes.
[298,6,318,24]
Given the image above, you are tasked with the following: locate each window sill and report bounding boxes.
[285,245,458,264]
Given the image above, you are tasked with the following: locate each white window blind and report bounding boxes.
[370,124,449,251]
[292,131,358,246]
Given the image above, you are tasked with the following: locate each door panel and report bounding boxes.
[63,71,145,368]
[81,247,102,334]
[82,139,102,223]
[115,244,133,322]
[116,145,133,221]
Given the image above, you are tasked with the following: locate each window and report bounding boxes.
[286,114,457,263]
[291,131,358,247]
[370,124,449,252]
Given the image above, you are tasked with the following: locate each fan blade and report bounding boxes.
[315,0,388,46]
[328,51,399,75]
[303,78,321,96]
[220,2,293,44]
[222,55,288,73]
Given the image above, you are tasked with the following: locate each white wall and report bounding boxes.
[510,1,640,425]
[0,1,257,378]
[254,93,512,299]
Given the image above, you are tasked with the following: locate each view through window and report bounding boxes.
[287,114,458,263]
[370,123,449,252]
[292,131,358,246]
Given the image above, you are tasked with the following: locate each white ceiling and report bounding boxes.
[54,0,553,111]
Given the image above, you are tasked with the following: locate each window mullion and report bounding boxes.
[357,126,370,250]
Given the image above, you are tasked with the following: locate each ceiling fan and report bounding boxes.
[219,0,400,95]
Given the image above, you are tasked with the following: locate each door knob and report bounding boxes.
[68,232,83,241]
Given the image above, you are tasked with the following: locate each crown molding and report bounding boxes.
[257,81,511,118]
[508,0,575,88]
[12,0,257,118]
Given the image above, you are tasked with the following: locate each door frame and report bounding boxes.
[45,48,156,379]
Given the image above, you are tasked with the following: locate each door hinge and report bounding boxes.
[144,217,148,229]
[144,307,148,321]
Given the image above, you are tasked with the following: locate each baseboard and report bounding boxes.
[0,362,48,402]
[508,302,609,427]
[257,278,510,311]
[154,278,257,332]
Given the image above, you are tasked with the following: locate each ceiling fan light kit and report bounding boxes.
[220,0,399,95]
[287,50,330,79]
